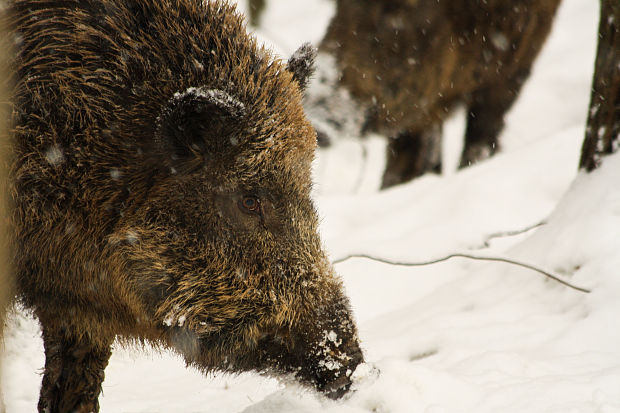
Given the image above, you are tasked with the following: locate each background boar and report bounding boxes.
[307,0,562,188]
[8,0,363,411]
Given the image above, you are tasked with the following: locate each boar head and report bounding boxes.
[113,45,363,399]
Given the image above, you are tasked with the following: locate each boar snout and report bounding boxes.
[294,308,364,399]
[254,290,364,399]
[313,341,364,400]
[261,325,363,399]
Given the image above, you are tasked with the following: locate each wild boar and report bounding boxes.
[307,0,562,188]
[7,0,363,411]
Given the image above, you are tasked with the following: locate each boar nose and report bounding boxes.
[319,345,364,400]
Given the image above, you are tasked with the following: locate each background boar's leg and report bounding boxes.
[248,0,266,26]
[381,125,442,189]
[460,69,530,168]
[38,324,112,413]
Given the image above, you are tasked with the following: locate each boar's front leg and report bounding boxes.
[459,68,531,168]
[38,322,112,413]
[381,125,442,189]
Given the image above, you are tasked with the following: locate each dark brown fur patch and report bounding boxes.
[0,10,13,411]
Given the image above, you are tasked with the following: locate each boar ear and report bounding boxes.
[155,87,246,162]
[286,42,317,93]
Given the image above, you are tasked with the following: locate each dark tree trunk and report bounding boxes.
[579,0,620,171]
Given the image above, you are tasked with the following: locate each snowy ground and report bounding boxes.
[3,0,614,412]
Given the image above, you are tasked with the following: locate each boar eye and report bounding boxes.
[238,195,262,216]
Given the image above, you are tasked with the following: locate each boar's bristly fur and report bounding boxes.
[0,9,13,411]
[8,0,363,411]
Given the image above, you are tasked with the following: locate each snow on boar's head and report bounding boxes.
[114,43,363,396]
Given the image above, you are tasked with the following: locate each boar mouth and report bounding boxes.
[320,374,354,400]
